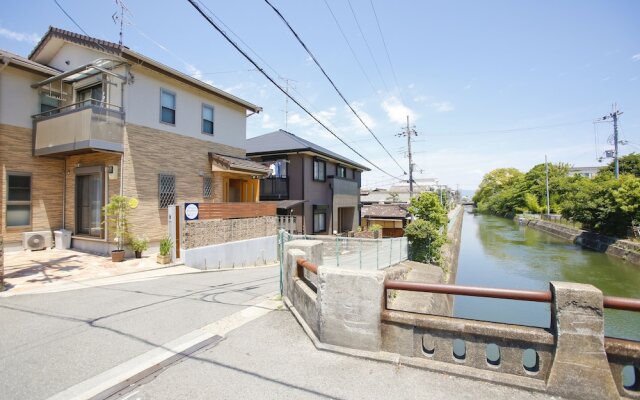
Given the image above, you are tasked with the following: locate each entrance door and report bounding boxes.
[76,171,104,237]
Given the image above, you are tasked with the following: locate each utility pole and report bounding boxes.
[396,115,417,198]
[600,104,624,179]
[545,155,550,216]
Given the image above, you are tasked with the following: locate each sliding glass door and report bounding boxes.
[76,169,104,238]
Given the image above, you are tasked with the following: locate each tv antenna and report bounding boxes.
[112,0,132,48]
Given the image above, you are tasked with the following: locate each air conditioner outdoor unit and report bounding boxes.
[22,231,53,251]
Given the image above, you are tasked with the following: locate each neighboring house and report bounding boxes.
[361,204,410,238]
[568,166,603,179]
[0,27,269,253]
[246,129,370,235]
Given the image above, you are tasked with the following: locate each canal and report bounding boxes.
[454,208,640,340]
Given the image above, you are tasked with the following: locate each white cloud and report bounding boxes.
[381,96,418,124]
[0,27,40,44]
[632,53,640,62]
[261,113,278,130]
[430,101,454,113]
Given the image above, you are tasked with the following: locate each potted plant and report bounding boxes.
[103,195,131,262]
[129,236,149,258]
[157,236,173,264]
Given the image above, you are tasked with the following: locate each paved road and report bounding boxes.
[122,309,557,400]
[0,266,279,400]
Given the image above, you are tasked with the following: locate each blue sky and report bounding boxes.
[2,1,639,191]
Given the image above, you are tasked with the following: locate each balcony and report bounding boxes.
[32,101,125,157]
[260,177,289,200]
[330,176,359,197]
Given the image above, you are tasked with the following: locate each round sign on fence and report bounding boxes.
[185,203,199,220]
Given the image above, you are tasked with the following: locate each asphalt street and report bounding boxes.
[0,266,279,400]
[121,308,556,400]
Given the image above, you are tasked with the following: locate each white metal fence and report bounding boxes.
[279,231,408,271]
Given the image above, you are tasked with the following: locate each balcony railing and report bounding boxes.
[260,177,289,200]
[330,176,359,196]
[32,100,125,156]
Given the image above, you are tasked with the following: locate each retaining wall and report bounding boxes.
[442,205,464,284]
[183,235,277,270]
[524,219,640,266]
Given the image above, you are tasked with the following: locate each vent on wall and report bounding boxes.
[22,231,53,251]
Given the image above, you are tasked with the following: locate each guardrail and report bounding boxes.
[32,99,123,119]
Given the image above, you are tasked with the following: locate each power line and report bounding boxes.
[53,0,91,37]
[369,0,405,104]
[346,0,390,94]
[322,0,379,98]
[186,0,404,181]
[262,0,406,175]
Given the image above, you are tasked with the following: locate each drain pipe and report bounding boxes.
[62,158,66,229]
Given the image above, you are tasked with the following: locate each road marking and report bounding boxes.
[47,294,281,400]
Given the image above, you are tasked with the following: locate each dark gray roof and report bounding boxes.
[362,204,409,219]
[209,152,271,175]
[246,130,370,171]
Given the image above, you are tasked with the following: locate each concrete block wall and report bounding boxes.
[183,235,277,270]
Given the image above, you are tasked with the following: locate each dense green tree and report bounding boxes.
[601,153,640,177]
[408,192,448,228]
[404,219,446,263]
[405,192,449,264]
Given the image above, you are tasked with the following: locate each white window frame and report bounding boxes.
[202,103,215,135]
[160,88,176,125]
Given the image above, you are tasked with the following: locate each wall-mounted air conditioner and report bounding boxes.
[22,231,53,251]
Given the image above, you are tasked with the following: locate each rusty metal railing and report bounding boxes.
[384,280,640,312]
[296,258,318,275]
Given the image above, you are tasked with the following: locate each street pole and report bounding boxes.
[397,116,417,199]
[613,109,620,179]
[545,155,550,216]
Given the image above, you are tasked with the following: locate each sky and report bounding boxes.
[2,0,639,192]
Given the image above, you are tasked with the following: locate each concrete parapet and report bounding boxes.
[317,267,385,351]
[547,281,618,399]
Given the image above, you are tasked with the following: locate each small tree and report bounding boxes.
[408,192,448,228]
[404,219,446,263]
[103,195,131,251]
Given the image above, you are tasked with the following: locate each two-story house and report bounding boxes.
[0,27,269,253]
[246,130,369,235]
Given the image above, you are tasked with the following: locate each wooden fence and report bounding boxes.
[197,202,278,220]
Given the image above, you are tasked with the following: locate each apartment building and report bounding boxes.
[0,27,269,253]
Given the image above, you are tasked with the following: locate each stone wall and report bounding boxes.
[182,216,277,249]
[524,219,640,266]
[442,205,464,284]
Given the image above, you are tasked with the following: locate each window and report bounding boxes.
[313,159,326,181]
[337,165,347,178]
[40,94,61,114]
[202,104,214,135]
[313,205,327,233]
[203,176,212,198]
[159,174,176,208]
[6,173,31,227]
[77,84,103,108]
[160,89,176,125]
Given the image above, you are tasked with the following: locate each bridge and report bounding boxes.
[283,239,640,400]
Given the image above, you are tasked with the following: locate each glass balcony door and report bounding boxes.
[76,84,103,107]
[76,170,104,238]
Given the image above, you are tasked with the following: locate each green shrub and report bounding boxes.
[159,236,173,257]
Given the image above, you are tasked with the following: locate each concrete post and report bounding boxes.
[283,240,323,299]
[546,281,618,399]
[317,266,385,351]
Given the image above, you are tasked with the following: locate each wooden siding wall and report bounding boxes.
[0,123,64,243]
[197,202,277,220]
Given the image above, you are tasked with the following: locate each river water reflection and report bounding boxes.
[454,208,640,340]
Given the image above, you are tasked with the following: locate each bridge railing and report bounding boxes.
[282,239,640,400]
[383,280,640,398]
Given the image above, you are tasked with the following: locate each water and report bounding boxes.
[454,208,640,340]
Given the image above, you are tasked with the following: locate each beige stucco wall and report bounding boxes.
[124,65,249,151]
[0,67,42,129]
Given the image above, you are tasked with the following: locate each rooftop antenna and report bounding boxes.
[112,0,132,48]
